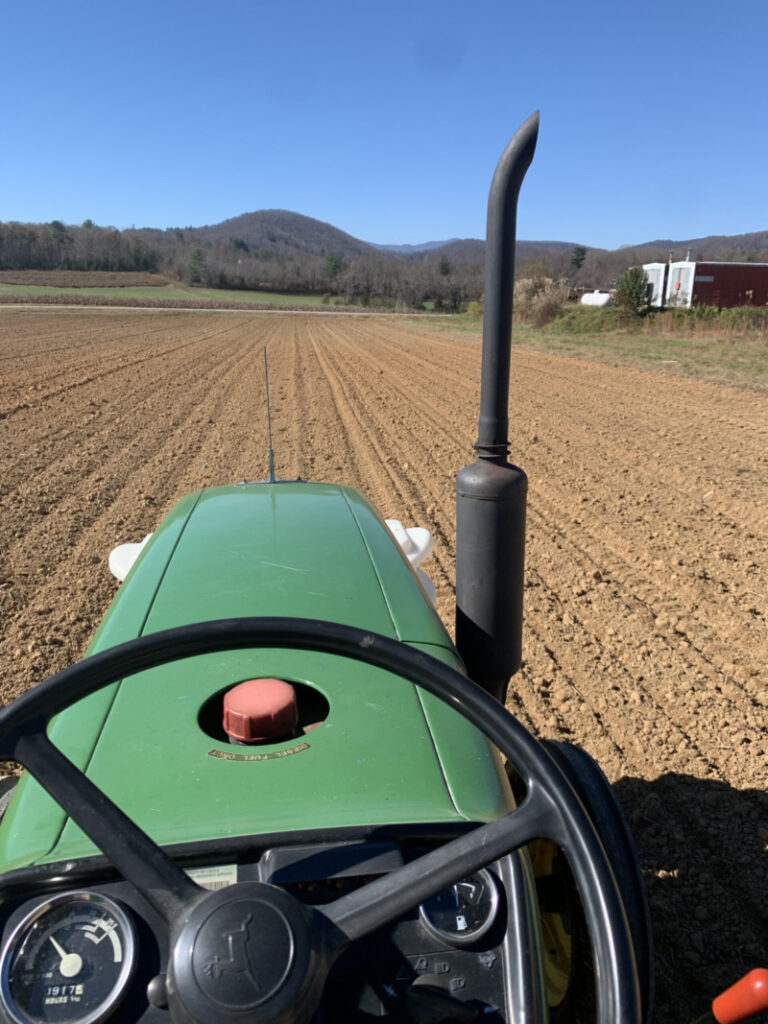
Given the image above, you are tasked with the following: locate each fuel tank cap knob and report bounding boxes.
[223,678,298,743]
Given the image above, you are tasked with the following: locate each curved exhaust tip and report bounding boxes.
[477,110,540,459]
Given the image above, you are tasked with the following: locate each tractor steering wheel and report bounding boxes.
[0,618,642,1024]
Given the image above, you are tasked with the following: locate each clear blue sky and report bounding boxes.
[3,0,766,250]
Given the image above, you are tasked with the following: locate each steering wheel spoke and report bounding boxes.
[0,618,642,1023]
[324,782,560,944]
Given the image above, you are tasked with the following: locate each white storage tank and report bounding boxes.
[580,290,613,306]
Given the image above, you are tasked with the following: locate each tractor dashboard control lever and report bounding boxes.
[407,975,482,1022]
[691,969,768,1024]
[711,968,768,1023]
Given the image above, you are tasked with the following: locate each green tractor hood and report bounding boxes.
[0,483,512,872]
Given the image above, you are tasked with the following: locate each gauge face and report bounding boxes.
[419,869,499,946]
[0,891,136,1024]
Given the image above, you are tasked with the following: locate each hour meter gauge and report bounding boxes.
[0,891,136,1024]
[419,869,500,946]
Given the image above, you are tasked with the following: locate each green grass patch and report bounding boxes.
[520,326,767,388]
[188,286,329,306]
[0,282,331,306]
[404,311,482,335]
[415,314,767,389]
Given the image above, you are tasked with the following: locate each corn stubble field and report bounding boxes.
[1,308,766,1021]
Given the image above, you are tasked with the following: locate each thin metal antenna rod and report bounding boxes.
[264,349,276,483]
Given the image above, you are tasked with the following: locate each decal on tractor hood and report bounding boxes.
[207,742,310,762]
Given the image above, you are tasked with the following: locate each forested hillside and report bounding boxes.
[0,214,482,308]
[1,210,766,309]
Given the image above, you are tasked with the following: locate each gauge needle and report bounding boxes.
[49,936,83,978]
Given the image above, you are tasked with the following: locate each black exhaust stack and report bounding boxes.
[455,111,539,703]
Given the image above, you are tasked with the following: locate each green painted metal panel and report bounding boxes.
[339,488,454,646]
[37,647,512,865]
[88,491,204,650]
[0,492,202,872]
[410,645,515,821]
[139,484,401,636]
[41,651,455,862]
[0,483,513,871]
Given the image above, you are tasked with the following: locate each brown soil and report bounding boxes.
[1,308,765,1022]
[0,294,365,312]
[0,270,169,287]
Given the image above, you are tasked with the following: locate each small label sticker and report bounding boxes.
[186,864,238,891]
[207,742,310,762]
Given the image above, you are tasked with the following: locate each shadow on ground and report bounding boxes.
[613,773,767,1024]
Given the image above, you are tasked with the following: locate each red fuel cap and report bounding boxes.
[223,678,298,743]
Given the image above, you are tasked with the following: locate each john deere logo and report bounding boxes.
[192,899,294,1009]
[202,913,261,989]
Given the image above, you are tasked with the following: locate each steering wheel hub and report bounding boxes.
[170,883,318,1024]
[0,616,642,1024]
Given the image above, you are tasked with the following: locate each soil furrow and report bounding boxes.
[309,323,460,620]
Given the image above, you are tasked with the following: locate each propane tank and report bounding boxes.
[455,112,539,703]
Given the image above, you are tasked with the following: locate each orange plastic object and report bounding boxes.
[712,969,768,1024]
[223,677,298,743]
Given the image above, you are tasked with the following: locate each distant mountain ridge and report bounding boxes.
[200,211,768,274]
[369,239,461,253]
[190,210,587,272]
[197,209,378,261]
[637,228,768,257]
[3,205,767,300]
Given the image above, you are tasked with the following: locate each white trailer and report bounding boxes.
[666,261,697,307]
[642,263,668,307]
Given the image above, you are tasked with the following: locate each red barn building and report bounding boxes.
[661,261,768,308]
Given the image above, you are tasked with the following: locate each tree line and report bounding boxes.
[0,220,159,273]
[0,219,484,309]
[3,215,764,310]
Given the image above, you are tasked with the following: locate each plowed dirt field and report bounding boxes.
[1,308,766,1021]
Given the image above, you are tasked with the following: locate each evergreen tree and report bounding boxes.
[614,266,648,314]
[571,245,587,270]
[323,251,344,280]
[188,248,204,284]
